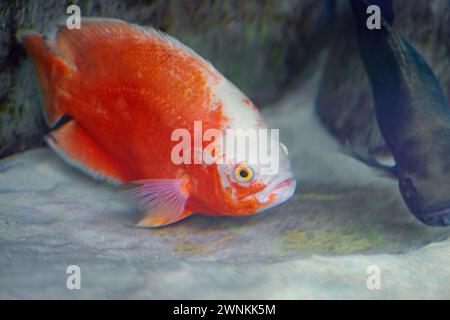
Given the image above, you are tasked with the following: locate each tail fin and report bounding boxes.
[18,29,73,127]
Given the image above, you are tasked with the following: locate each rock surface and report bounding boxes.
[1,76,450,299]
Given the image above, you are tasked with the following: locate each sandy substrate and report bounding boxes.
[1,76,449,299]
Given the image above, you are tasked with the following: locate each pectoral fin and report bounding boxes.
[343,141,397,178]
[126,179,193,228]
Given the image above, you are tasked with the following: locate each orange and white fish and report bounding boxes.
[20,18,296,227]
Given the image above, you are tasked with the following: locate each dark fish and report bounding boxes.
[349,0,450,226]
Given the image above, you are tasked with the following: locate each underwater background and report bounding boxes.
[0,0,449,299]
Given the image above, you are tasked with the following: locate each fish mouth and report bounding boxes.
[256,175,296,211]
[415,201,450,227]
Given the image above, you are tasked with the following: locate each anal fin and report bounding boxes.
[46,120,128,184]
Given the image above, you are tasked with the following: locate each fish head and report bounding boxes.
[398,167,450,227]
[189,133,296,216]
[186,77,296,215]
[249,141,297,213]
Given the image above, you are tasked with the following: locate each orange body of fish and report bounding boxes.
[20,18,296,227]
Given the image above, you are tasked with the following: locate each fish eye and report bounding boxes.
[399,177,417,198]
[234,164,254,183]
